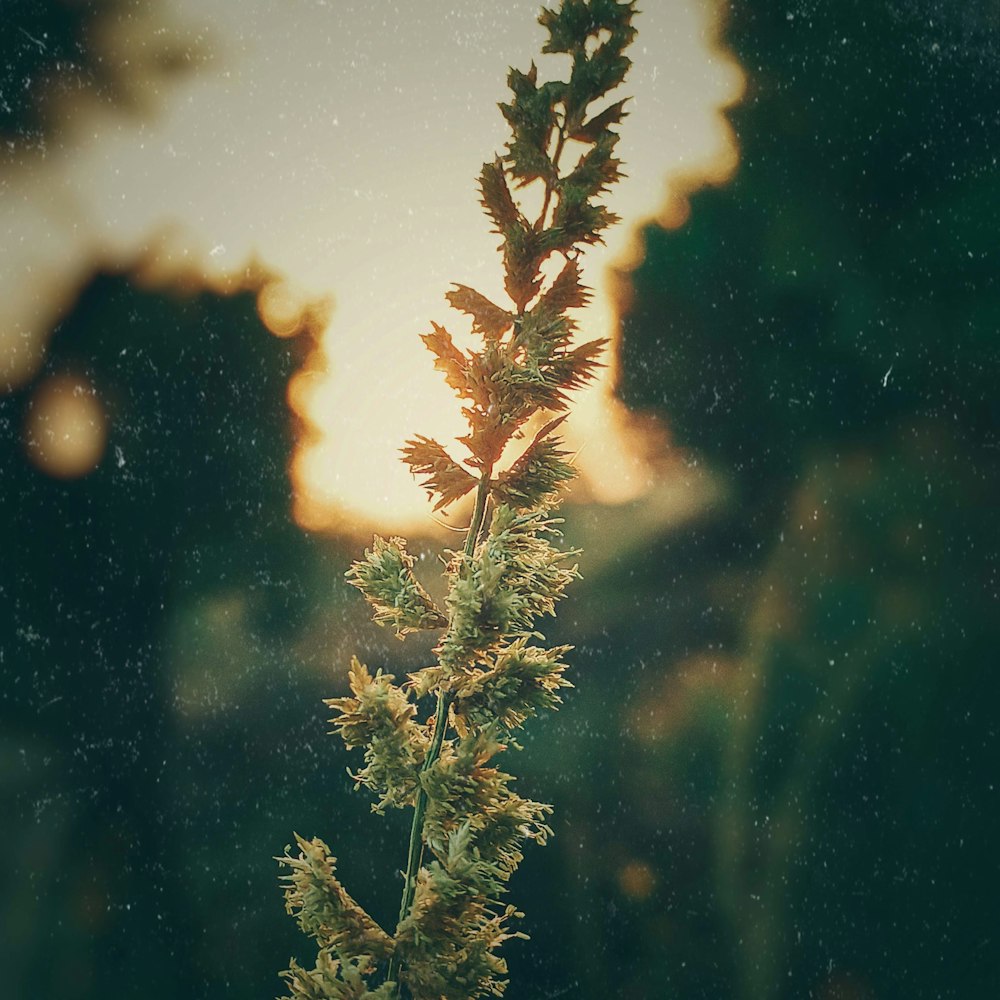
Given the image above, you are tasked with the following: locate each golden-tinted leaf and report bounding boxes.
[401,435,477,510]
[515,306,571,359]
[421,322,469,396]
[513,261,589,358]
[543,337,607,395]
[458,421,521,472]
[502,221,545,312]
[445,285,514,340]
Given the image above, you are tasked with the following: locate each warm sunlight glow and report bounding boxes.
[286,0,743,533]
[1,0,744,534]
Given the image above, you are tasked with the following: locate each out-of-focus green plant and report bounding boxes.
[276,2,637,997]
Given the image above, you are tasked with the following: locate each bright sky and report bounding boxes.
[0,0,743,532]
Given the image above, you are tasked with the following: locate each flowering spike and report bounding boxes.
[279,2,637,995]
[346,536,447,636]
[325,658,428,811]
[277,834,394,960]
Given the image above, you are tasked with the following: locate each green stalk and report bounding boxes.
[536,122,567,232]
[387,471,492,994]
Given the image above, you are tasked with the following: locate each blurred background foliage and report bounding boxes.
[2,1,998,999]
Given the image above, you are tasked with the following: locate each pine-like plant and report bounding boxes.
[277,3,637,996]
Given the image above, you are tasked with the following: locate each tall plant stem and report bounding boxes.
[387,470,492,993]
[536,123,567,231]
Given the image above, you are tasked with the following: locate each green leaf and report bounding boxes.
[500,67,565,186]
[326,659,427,810]
[478,158,521,234]
[393,836,520,1000]
[538,0,589,54]
[437,506,579,670]
[561,130,624,198]
[540,336,608,397]
[565,22,635,124]
[513,259,590,359]
[452,637,573,732]
[279,951,390,1000]
[569,96,630,142]
[551,183,621,247]
[540,0,637,54]
[576,42,632,100]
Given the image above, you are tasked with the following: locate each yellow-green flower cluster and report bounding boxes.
[346,537,447,637]
[277,835,397,998]
[326,659,428,812]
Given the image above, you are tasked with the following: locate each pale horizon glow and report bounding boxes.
[0,0,744,534]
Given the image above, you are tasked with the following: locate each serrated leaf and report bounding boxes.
[452,638,574,731]
[326,658,429,812]
[566,29,634,124]
[458,419,523,472]
[551,186,620,248]
[478,158,521,234]
[502,220,546,311]
[277,834,394,959]
[511,336,607,412]
[561,130,624,198]
[569,97,630,142]
[539,0,594,54]
[421,322,469,396]
[540,0,637,54]
[505,136,557,187]
[446,285,515,340]
[543,337,607,395]
[492,415,577,509]
[401,435,477,511]
[500,69,564,186]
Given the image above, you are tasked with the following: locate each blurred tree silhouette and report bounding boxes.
[2,0,199,158]
[0,270,345,997]
[610,1,1000,997]
[2,0,119,146]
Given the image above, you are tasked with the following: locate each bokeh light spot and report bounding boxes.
[24,374,107,479]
